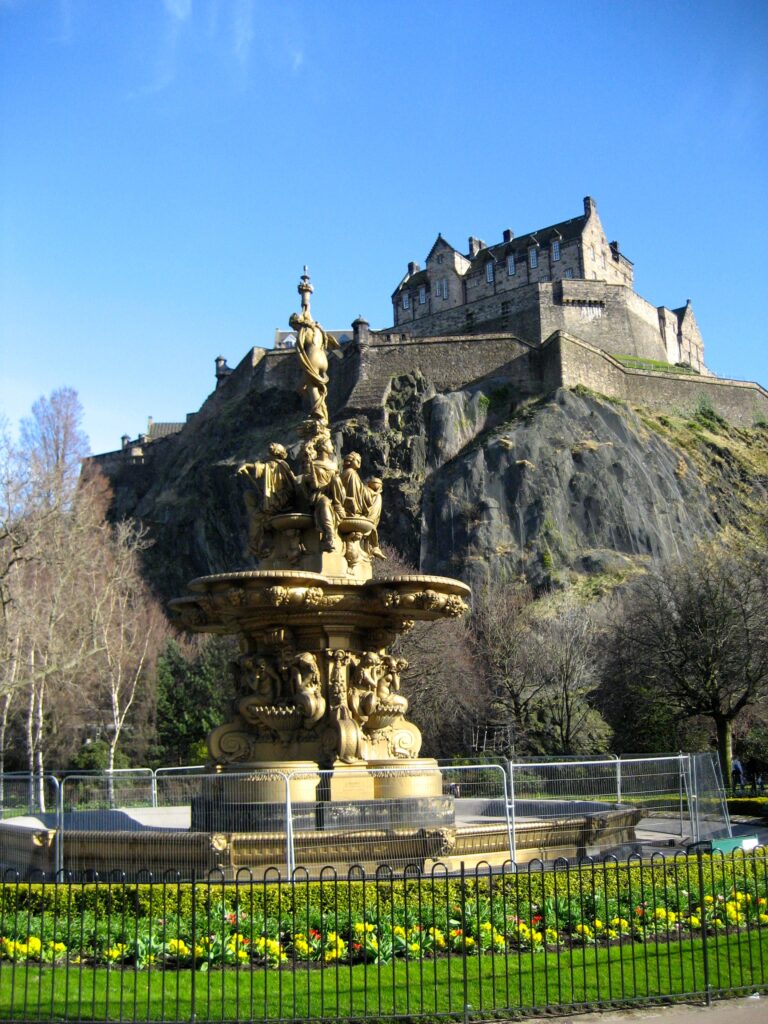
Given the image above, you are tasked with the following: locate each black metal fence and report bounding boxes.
[0,850,766,1022]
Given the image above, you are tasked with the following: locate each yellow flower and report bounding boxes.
[105,943,128,962]
[758,914,768,925]
[393,925,406,938]
[593,918,603,931]
[167,939,189,957]
[688,916,701,929]
[25,936,42,956]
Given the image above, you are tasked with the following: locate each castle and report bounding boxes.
[92,197,768,470]
[389,196,706,373]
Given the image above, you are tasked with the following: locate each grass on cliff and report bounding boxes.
[634,402,768,531]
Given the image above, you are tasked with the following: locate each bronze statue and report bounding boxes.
[237,442,295,557]
[289,267,339,424]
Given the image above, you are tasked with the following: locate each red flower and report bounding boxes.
[532,915,542,925]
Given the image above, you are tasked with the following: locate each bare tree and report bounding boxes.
[469,576,547,755]
[376,546,485,757]
[603,544,768,780]
[19,387,89,510]
[87,517,168,781]
[526,603,612,754]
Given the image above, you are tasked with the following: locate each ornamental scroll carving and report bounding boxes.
[211,644,419,766]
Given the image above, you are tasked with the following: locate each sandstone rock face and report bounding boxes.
[101,352,767,599]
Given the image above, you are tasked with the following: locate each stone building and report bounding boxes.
[390,196,706,373]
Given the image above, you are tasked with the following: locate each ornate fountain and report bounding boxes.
[169,271,471,839]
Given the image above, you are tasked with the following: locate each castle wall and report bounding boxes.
[540,281,670,362]
[341,334,539,416]
[550,333,768,427]
[392,279,673,365]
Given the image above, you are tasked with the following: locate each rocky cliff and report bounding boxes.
[100,346,768,600]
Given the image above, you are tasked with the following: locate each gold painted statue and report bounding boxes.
[171,270,471,781]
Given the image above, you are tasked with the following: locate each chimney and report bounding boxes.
[468,236,486,258]
[121,434,131,450]
[407,261,419,277]
[583,196,596,216]
[502,229,514,244]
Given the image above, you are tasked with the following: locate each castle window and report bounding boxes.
[590,245,595,262]
[551,240,560,261]
[485,261,495,284]
[601,253,606,270]
[437,254,444,265]
[402,292,410,310]
[436,278,448,299]
[565,268,574,279]
[501,301,510,316]
[529,247,538,269]
[507,254,516,276]
[418,285,426,305]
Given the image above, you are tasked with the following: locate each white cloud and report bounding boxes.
[162,0,191,21]
[233,0,254,67]
[290,47,304,73]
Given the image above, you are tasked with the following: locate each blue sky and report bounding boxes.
[1,0,767,456]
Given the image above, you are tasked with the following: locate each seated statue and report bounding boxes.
[300,436,345,552]
[339,451,384,559]
[237,443,296,557]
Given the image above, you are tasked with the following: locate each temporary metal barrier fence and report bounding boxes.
[285,762,513,871]
[0,756,730,880]
[0,850,766,1021]
[509,753,730,855]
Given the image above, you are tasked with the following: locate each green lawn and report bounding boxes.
[2,932,766,1022]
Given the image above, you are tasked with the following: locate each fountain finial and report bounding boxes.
[298,266,313,316]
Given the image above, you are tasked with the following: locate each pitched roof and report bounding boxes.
[478,213,589,265]
[147,421,185,441]
[425,233,459,263]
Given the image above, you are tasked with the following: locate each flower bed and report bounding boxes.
[1,861,767,971]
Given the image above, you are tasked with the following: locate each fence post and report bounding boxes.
[691,755,700,844]
[507,760,517,866]
[284,772,295,876]
[190,868,197,1022]
[53,777,63,876]
[615,755,622,805]
[460,861,470,1023]
[150,769,158,809]
[679,753,687,839]
[695,845,712,1006]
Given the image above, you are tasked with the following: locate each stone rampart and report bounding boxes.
[341,334,540,418]
[548,332,768,427]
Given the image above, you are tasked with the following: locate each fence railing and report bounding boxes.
[0,754,730,881]
[0,850,766,1021]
